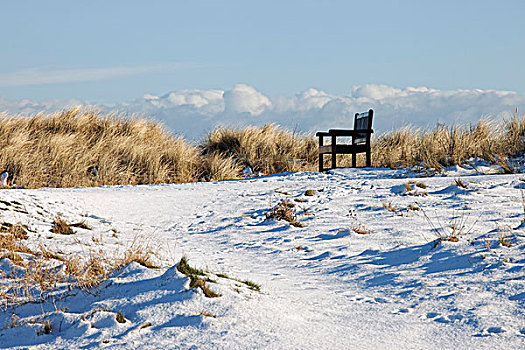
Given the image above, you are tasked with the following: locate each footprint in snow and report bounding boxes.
[474,326,507,337]
[344,295,390,305]
[425,312,465,324]
[392,307,415,315]
[486,327,505,334]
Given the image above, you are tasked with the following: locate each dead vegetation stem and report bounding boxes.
[0,232,159,308]
[266,201,304,227]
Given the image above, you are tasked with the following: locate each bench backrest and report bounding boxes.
[353,109,373,145]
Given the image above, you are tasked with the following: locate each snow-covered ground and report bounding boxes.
[0,165,524,349]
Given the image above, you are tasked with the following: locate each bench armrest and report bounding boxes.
[316,131,331,137]
[328,129,373,136]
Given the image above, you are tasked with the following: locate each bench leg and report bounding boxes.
[366,150,371,167]
[318,136,324,172]
[352,152,356,168]
[331,135,336,169]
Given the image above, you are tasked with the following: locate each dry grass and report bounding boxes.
[352,224,370,235]
[281,200,295,208]
[266,201,304,227]
[0,108,201,188]
[116,236,159,269]
[408,204,420,211]
[455,178,469,189]
[176,257,221,298]
[498,226,513,248]
[43,320,52,334]
[405,181,429,196]
[202,124,318,175]
[200,310,216,318]
[371,118,525,170]
[0,223,33,258]
[415,181,427,189]
[50,216,75,235]
[1,110,524,188]
[0,222,29,240]
[115,311,126,323]
[190,278,221,298]
[65,250,109,291]
[201,117,525,172]
[198,152,242,181]
[140,321,152,329]
[420,205,478,243]
[38,244,65,262]
[177,256,205,277]
[383,201,398,213]
[304,189,316,196]
[70,221,92,230]
[0,231,159,307]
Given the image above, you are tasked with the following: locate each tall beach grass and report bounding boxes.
[0,108,524,188]
[0,107,201,188]
[371,119,524,170]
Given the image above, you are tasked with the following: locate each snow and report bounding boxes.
[0,165,524,349]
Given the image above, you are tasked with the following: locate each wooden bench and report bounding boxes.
[316,109,374,172]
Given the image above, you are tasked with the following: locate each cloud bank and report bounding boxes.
[1,84,523,140]
[0,63,193,87]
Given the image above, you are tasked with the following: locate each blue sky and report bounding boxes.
[0,0,523,103]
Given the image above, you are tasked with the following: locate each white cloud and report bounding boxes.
[351,84,405,99]
[0,96,86,115]
[0,63,194,87]
[223,84,272,116]
[1,84,523,140]
[139,89,224,114]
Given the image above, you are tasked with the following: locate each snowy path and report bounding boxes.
[0,169,524,349]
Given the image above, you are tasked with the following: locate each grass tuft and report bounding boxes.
[190,279,221,298]
[408,204,420,211]
[177,257,221,298]
[70,221,92,230]
[455,178,469,189]
[117,236,159,269]
[415,181,427,189]
[304,189,316,196]
[139,322,152,329]
[115,311,126,323]
[50,216,74,235]
[352,225,370,235]
[498,226,513,247]
[0,222,29,240]
[383,201,398,213]
[177,256,205,277]
[281,200,295,208]
[0,108,202,188]
[43,320,52,334]
[241,280,261,292]
[266,201,304,227]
